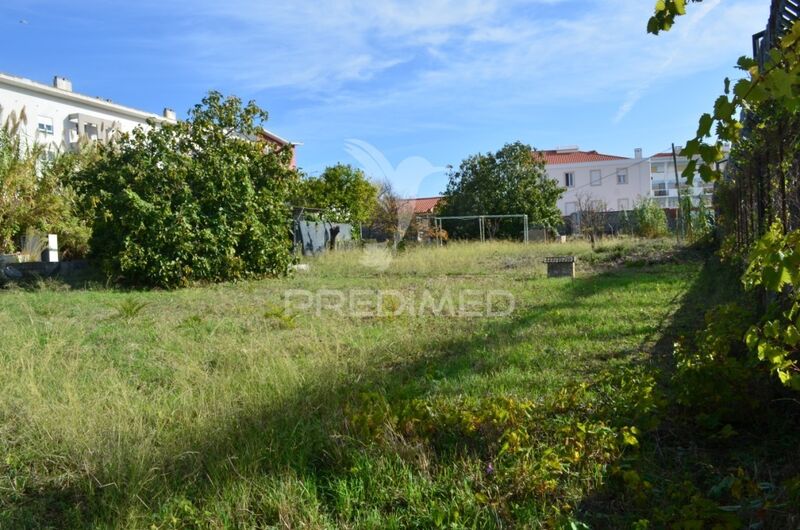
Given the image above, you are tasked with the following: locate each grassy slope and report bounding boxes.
[0,240,701,528]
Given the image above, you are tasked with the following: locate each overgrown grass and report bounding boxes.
[0,239,754,528]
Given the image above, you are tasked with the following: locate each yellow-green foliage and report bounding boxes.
[632,198,669,239]
[744,222,800,390]
[3,240,797,528]
[0,130,90,257]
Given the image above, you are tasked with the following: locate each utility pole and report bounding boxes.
[671,143,682,244]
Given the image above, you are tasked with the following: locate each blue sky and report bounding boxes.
[2,0,767,196]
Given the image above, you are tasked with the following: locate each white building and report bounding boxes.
[0,72,298,167]
[540,146,717,215]
[0,73,176,158]
[648,151,716,209]
[540,146,652,215]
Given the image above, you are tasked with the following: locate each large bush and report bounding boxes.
[0,129,91,258]
[74,92,298,287]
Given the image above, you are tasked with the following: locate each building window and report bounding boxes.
[37,116,54,135]
[618,198,630,211]
[84,122,99,141]
[651,162,665,174]
[590,169,602,186]
[564,172,574,188]
[617,168,628,185]
[38,148,56,164]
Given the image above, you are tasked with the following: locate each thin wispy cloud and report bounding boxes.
[153,0,764,113]
[1,0,768,194]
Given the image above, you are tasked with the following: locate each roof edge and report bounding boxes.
[0,72,173,123]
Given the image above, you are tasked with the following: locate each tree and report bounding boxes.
[295,163,378,227]
[438,142,563,239]
[74,92,298,288]
[575,193,608,247]
[367,180,407,245]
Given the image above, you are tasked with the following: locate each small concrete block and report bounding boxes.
[543,256,576,278]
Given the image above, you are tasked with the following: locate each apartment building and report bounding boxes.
[649,151,716,208]
[0,72,296,166]
[540,146,652,215]
[541,146,717,215]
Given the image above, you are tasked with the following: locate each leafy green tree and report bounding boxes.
[74,92,298,287]
[438,142,563,238]
[296,164,378,227]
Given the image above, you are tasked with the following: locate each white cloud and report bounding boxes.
[148,0,767,130]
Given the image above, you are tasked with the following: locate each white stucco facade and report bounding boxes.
[0,73,175,156]
[649,152,716,208]
[542,146,718,215]
[0,72,299,167]
[543,147,652,215]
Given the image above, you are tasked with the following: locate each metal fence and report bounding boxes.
[724,0,800,250]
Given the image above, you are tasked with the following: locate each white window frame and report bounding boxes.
[564,172,575,188]
[651,162,666,174]
[590,169,602,187]
[37,116,54,135]
[616,168,628,185]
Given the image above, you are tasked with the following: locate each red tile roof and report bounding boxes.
[537,149,628,165]
[651,151,681,159]
[399,197,442,214]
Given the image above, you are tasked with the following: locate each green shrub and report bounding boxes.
[74,92,298,287]
[678,193,714,243]
[0,130,91,258]
[632,198,669,238]
[672,303,763,429]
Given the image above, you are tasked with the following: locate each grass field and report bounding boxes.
[0,240,720,528]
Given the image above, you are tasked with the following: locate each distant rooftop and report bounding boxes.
[538,147,628,165]
[399,196,442,214]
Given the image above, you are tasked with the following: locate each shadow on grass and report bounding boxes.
[2,254,728,528]
[577,255,800,529]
